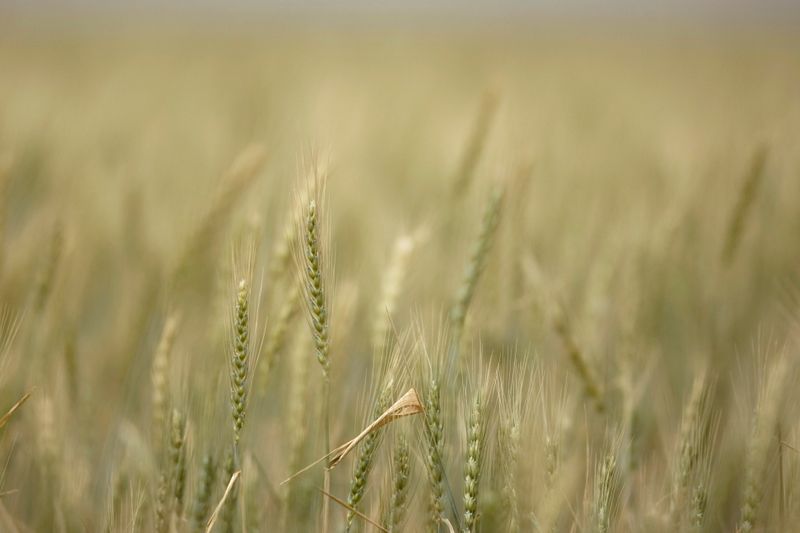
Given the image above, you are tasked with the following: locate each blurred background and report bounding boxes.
[1,1,800,532]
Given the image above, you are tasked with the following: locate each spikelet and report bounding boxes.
[418,324,450,532]
[227,237,262,449]
[463,394,485,533]
[345,339,405,531]
[462,362,494,533]
[344,386,393,532]
[383,432,412,532]
[229,278,251,445]
[293,163,333,381]
[293,164,334,532]
[450,183,504,352]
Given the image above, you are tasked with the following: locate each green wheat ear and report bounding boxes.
[423,377,445,532]
[230,278,250,445]
[450,183,504,354]
[169,409,187,517]
[294,167,334,533]
[383,432,411,532]
[344,386,392,532]
[463,392,486,533]
[191,453,217,532]
[301,199,331,378]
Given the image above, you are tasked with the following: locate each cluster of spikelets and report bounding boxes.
[0,74,798,533]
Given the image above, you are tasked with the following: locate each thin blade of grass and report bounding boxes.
[205,470,241,533]
[0,391,32,430]
[317,486,388,533]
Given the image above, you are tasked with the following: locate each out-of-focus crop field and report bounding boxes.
[0,23,799,532]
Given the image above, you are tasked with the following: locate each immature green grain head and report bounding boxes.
[344,335,406,531]
[462,361,494,533]
[229,278,251,446]
[415,319,453,532]
[225,237,261,450]
[463,394,485,533]
[191,453,217,532]
[344,385,393,532]
[293,163,334,532]
[383,432,412,532]
[299,198,331,378]
[450,183,504,352]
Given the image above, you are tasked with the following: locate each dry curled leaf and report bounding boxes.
[282,388,423,484]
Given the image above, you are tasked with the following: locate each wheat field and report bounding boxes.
[0,21,800,532]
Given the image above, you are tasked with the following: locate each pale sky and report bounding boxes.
[3,0,799,24]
